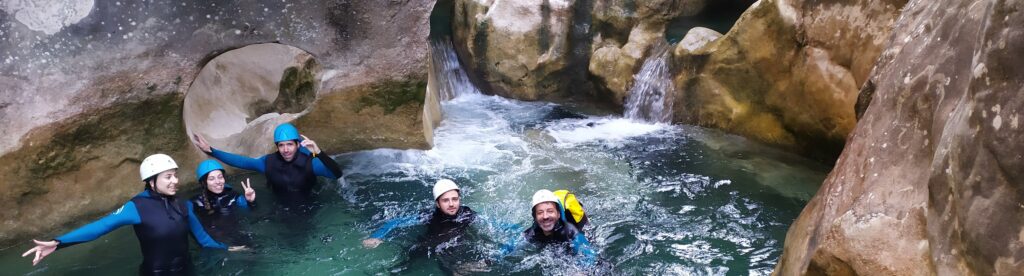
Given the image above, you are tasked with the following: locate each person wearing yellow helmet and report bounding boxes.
[498,189,597,267]
[22,154,244,275]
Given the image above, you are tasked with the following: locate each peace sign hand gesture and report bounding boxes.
[299,135,321,155]
[22,239,58,266]
[241,178,255,202]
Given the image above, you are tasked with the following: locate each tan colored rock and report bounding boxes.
[776,0,1024,275]
[451,0,577,101]
[589,22,666,105]
[184,44,319,157]
[670,0,905,158]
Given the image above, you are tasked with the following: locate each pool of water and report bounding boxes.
[0,93,827,275]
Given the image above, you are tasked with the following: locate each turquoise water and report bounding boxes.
[0,93,826,275]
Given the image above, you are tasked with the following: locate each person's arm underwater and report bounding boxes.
[362,214,423,249]
[22,202,142,265]
[186,203,228,249]
[570,232,597,267]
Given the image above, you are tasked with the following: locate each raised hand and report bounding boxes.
[22,239,58,266]
[299,134,321,155]
[193,133,212,153]
[241,178,255,202]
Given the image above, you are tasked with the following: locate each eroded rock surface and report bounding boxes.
[775,0,1024,275]
[0,0,434,245]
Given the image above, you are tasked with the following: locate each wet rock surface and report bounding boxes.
[0,0,434,244]
[775,0,1024,275]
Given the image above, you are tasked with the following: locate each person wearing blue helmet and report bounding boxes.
[191,159,256,245]
[192,123,343,200]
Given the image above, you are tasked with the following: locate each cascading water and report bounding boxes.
[0,41,827,276]
[624,45,676,123]
[431,38,481,101]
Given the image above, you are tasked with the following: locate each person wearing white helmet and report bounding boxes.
[361,179,478,249]
[22,154,243,275]
[499,189,597,266]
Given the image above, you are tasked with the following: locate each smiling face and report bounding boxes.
[205,170,226,194]
[533,202,561,234]
[149,169,179,196]
[436,190,461,216]
[277,140,298,162]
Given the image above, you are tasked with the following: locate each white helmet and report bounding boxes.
[140,153,178,180]
[531,189,560,209]
[432,179,460,200]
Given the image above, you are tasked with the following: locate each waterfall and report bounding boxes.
[623,45,675,123]
[430,38,481,101]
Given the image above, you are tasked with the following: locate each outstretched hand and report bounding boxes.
[22,239,58,266]
[241,178,255,202]
[228,245,249,252]
[362,238,383,249]
[193,134,212,153]
[299,135,321,155]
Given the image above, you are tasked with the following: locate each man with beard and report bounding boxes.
[362,179,477,249]
[504,189,597,266]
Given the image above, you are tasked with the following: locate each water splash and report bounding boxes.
[624,45,675,123]
[430,38,481,101]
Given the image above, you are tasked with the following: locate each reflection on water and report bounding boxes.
[0,93,826,275]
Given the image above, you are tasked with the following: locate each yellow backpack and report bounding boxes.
[553,190,589,229]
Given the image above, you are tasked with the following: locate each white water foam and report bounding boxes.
[543,117,669,148]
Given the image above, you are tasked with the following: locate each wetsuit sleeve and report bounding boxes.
[571,232,597,266]
[234,194,251,210]
[312,152,343,179]
[54,202,141,249]
[495,234,524,258]
[209,148,267,173]
[368,215,422,239]
[187,203,228,249]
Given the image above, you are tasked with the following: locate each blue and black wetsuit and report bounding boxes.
[371,206,478,247]
[208,148,342,201]
[499,203,597,266]
[54,190,226,275]
[191,186,252,245]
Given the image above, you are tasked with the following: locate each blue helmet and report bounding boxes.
[195,159,225,182]
[273,123,301,144]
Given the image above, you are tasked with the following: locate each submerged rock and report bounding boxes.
[776,0,1024,274]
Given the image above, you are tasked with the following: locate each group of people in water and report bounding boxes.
[21,123,599,274]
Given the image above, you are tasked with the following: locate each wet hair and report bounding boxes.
[143,176,156,190]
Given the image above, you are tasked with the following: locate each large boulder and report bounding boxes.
[670,0,907,159]
[451,0,584,101]
[775,0,1024,275]
[0,0,435,245]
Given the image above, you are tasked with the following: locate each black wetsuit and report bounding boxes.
[191,187,252,245]
[209,148,343,203]
[54,190,226,276]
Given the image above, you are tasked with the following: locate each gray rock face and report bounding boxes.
[775,0,1024,275]
[0,0,434,245]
